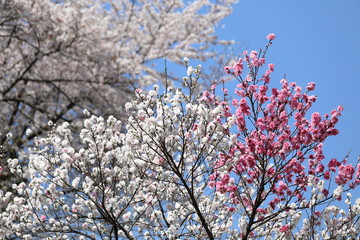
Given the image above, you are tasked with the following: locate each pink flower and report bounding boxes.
[322,188,329,197]
[222,88,229,96]
[279,224,290,233]
[239,98,250,115]
[209,173,218,181]
[316,164,325,173]
[266,168,275,176]
[335,164,355,185]
[328,158,341,172]
[224,66,232,74]
[246,178,253,184]
[323,171,331,180]
[278,181,288,190]
[40,215,46,221]
[227,185,237,192]
[221,174,230,183]
[216,181,227,194]
[208,181,216,188]
[233,58,243,76]
[314,211,321,217]
[268,63,275,71]
[45,190,52,196]
[250,51,258,59]
[306,82,316,91]
[266,33,276,41]
[228,206,236,212]
[311,112,321,127]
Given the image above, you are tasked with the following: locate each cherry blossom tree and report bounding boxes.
[1,35,360,239]
[210,34,360,239]
[0,0,237,191]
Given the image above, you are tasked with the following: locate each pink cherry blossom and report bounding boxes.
[267,33,276,40]
[279,224,290,233]
[336,164,355,185]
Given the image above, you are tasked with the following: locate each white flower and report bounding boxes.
[25,128,32,136]
[83,109,90,116]
[122,212,131,221]
[187,66,194,76]
[125,102,133,111]
[333,186,343,199]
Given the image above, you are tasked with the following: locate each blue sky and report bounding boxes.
[214,0,360,186]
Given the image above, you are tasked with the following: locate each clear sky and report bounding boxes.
[213,0,360,197]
